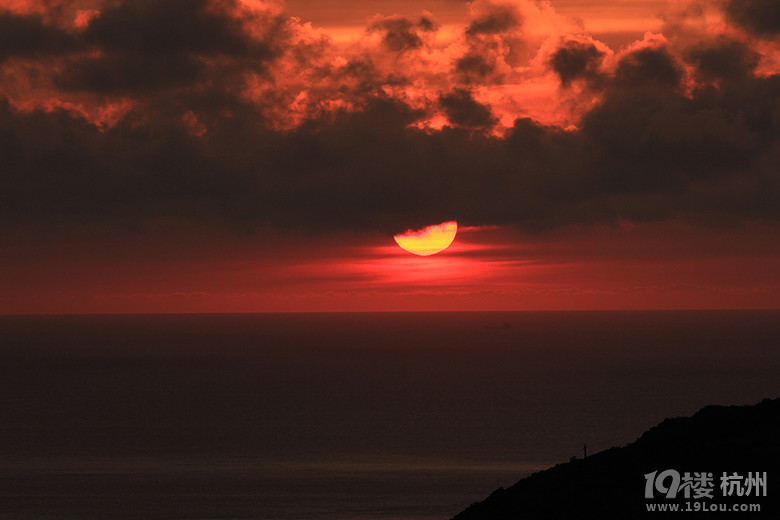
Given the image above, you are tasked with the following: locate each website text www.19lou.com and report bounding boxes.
[646,502,761,512]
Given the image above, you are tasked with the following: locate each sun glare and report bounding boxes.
[393,221,458,256]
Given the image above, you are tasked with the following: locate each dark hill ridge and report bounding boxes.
[451,398,780,519]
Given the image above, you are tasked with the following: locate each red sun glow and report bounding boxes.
[393,221,458,256]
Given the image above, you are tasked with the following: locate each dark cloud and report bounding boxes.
[576,47,780,224]
[686,38,760,81]
[418,16,438,32]
[723,0,780,36]
[56,53,207,94]
[455,53,498,83]
[439,88,497,129]
[367,15,438,53]
[82,0,255,55]
[465,5,521,36]
[5,57,778,239]
[456,3,526,85]
[613,46,682,88]
[54,0,278,93]
[0,11,79,61]
[549,39,606,88]
[0,97,225,232]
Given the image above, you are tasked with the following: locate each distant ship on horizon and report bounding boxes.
[483,322,511,330]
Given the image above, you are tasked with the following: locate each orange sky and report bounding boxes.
[2,0,780,313]
[285,0,673,43]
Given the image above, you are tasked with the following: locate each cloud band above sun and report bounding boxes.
[1,0,780,240]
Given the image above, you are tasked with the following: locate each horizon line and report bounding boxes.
[3,308,780,318]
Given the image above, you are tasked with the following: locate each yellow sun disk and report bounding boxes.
[393,221,458,256]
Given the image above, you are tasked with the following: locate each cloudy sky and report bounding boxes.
[2,0,780,313]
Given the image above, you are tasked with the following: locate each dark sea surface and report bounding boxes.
[1,311,779,519]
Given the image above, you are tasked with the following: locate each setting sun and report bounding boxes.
[393,221,458,256]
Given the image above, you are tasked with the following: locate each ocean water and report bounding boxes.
[1,311,779,519]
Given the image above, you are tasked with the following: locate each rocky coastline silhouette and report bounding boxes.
[452,398,780,519]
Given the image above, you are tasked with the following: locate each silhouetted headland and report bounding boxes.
[452,398,780,519]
